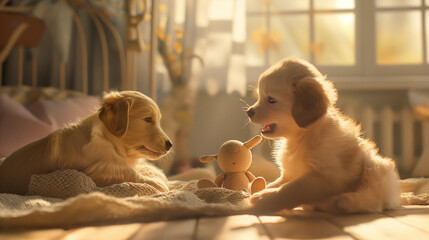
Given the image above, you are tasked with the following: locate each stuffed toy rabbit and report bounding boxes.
[198,135,266,194]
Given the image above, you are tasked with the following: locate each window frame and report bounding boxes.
[364,0,429,75]
[245,0,429,90]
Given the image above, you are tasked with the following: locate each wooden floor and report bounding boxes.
[1,205,428,240]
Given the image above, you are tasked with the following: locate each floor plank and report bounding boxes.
[195,215,270,240]
[130,219,196,240]
[383,205,429,234]
[319,211,429,240]
[59,223,141,240]
[259,211,353,240]
[0,228,65,240]
[2,206,428,240]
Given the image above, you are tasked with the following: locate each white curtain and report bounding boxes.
[157,0,249,97]
[193,0,247,96]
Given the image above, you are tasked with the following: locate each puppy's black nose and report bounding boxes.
[247,109,255,118]
[166,140,173,151]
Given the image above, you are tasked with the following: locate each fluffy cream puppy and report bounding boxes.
[246,58,400,213]
[0,91,172,195]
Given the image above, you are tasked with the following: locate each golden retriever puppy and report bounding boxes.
[0,91,172,195]
[246,58,400,213]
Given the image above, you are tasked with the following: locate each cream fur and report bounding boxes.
[247,58,400,213]
[0,91,172,195]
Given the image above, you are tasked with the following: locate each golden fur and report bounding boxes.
[0,91,172,195]
[247,58,400,213]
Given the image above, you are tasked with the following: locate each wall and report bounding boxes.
[189,91,258,157]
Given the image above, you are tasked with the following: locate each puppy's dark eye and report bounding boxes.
[268,96,276,103]
[144,117,152,123]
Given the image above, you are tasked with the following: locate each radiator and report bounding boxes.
[342,103,429,178]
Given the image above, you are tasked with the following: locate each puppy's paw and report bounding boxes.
[250,188,283,213]
[334,195,350,213]
[266,181,283,189]
[334,194,361,214]
[334,194,382,214]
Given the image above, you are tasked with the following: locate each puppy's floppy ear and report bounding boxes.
[199,155,217,163]
[99,92,132,137]
[292,77,329,128]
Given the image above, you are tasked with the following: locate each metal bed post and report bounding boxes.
[149,0,157,101]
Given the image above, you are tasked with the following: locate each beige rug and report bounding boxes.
[1,162,427,229]
[0,163,249,229]
[399,178,429,205]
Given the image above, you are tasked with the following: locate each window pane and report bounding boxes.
[246,16,266,66]
[427,11,429,62]
[270,14,310,64]
[314,0,354,10]
[247,0,266,13]
[314,13,355,65]
[271,0,309,11]
[376,11,422,65]
[376,0,420,8]
[209,0,234,20]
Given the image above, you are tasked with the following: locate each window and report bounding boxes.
[375,0,426,65]
[246,0,429,87]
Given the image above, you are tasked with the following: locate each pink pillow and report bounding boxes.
[27,96,100,129]
[0,94,54,157]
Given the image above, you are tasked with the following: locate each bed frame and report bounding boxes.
[0,0,158,99]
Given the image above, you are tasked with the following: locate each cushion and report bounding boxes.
[0,85,88,105]
[0,94,54,157]
[27,96,100,129]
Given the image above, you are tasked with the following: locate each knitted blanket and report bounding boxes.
[0,163,250,229]
[399,178,429,205]
[1,162,428,229]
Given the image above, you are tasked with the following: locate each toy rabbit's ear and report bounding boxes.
[199,155,218,163]
[244,135,262,149]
